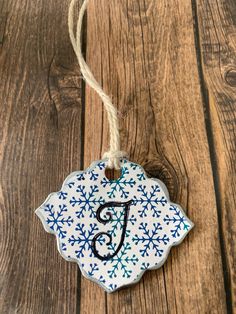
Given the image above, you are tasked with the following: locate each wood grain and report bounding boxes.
[0,0,83,313]
[81,0,229,313]
[0,0,235,313]
[195,0,236,311]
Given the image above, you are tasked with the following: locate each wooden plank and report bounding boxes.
[195,0,236,311]
[80,0,228,313]
[0,0,83,312]
[0,0,7,45]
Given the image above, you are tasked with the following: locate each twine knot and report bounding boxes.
[103,151,128,169]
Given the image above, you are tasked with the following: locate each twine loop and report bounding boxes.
[68,0,126,169]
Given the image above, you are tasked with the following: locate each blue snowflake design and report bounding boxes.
[133,185,167,218]
[70,185,105,218]
[61,243,67,251]
[76,162,106,182]
[101,166,135,198]
[108,284,118,291]
[88,263,99,276]
[140,262,150,270]
[44,204,73,239]
[67,181,75,189]
[103,206,137,237]
[104,243,138,278]
[137,173,145,181]
[68,223,104,258]
[164,205,191,238]
[58,191,68,200]
[98,275,106,284]
[36,159,193,292]
[133,223,169,257]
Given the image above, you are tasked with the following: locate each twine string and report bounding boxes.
[68,0,127,169]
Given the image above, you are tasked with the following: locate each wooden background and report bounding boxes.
[0,0,235,313]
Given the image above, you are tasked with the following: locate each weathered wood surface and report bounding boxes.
[196,1,236,310]
[0,0,82,313]
[0,0,235,313]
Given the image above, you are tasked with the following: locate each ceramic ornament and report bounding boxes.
[36,0,194,293]
[36,159,193,292]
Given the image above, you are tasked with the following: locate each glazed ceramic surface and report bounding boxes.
[36,159,193,292]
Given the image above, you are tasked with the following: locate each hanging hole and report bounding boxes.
[105,167,122,181]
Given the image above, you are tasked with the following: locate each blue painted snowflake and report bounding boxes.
[103,205,137,237]
[36,159,193,292]
[104,242,138,278]
[70,185,105,218]
[141,262,150,270]
[133,185,167,218]
[164,205,191,238]
[88,263,99,276]
[58,191,68,200]
[44,204,73,239]
[133,222,169,257]
[101,166,135,198]
[68,223,104,258]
